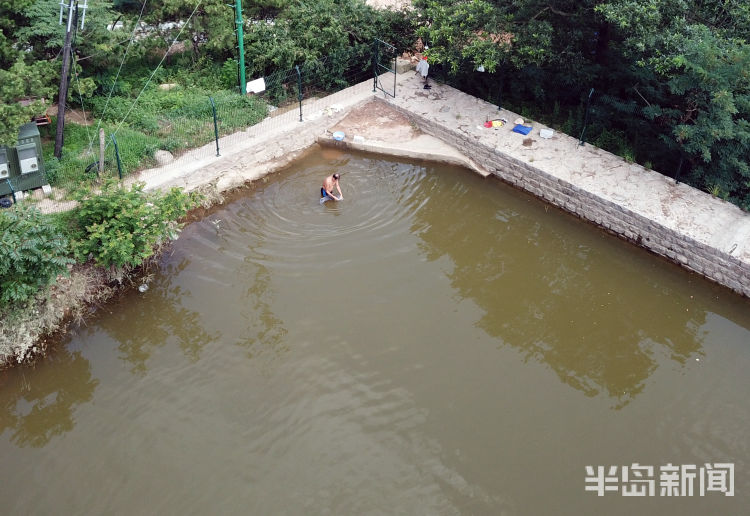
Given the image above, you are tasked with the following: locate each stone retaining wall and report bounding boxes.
[379,97,750,298]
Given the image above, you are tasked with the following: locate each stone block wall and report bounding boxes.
[381,99,750,298]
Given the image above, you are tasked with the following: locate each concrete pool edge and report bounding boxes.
[374,87,750,299]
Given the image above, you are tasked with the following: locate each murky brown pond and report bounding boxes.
[1,147,749,515]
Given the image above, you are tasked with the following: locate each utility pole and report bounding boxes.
[234,0,246,95]
[54,0,88,158]
[54,0,76,158]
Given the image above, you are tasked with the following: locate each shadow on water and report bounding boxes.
[95,255,220,376]
[407,169,714,408]
[0,347,98,448]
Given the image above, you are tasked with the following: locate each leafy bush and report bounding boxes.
[70,180,198,268]
[220,58,239,90]
[592,128,629,155]
[44,156,61,185]
[0,206,73,307]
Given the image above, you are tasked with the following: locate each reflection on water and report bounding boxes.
[97,256,220,375]
[0,348,97,448]
[236,261,289,365]
[0,147,748,515]
[409,172,708,407]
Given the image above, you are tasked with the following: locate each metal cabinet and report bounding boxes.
[0,123,48,197]
[0,148,9,179]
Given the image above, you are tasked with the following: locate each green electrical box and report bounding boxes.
[0,122,48,198]
[0,145,15,197]
[0,147,9,180]
[15,122,47,191]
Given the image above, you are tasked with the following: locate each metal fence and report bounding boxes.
[1,42,380,213]
[427,61,686,181]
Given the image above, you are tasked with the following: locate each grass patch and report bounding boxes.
[43,86,268,196]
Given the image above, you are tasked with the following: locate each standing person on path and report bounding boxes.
[415,56,431,89]
[321,173,343,202]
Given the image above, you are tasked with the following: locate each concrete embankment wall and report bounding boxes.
[379,96,750,298]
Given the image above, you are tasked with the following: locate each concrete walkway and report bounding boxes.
[132,78,478,193]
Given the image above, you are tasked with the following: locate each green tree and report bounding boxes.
[597,0,750,206]
[414,1,605,75]
[0,206,73,307]
[71,180,197,268]
[141,0,237,60]
[245,0,404,75]
[0,0,35,68]
[0,0,123,145]
[0,0,55,146]
[0,59,57,147]
[14,0,121,63]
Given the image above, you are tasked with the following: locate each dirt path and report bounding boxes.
[46,104,93,126]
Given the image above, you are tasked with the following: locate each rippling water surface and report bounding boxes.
[1,147,749,515]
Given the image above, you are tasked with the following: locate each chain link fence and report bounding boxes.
[1,42,378,213]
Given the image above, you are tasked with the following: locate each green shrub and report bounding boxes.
[220,58,239,90]
[70,180,198,268]
[592,128,628,155]
[44,156,61,185]
[0,206,73,307]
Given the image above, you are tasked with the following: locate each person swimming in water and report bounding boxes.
[321,173,343,202]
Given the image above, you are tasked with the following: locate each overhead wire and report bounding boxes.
[74,34,144,62]
[109,0,204,144]
[87,0,149,155]
[70,15,93,155]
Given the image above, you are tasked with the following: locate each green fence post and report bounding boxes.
[111,134,123,180]
[579,88,595,146]
[295,65,303,122]
[234,0,246,95]
[209,96,220,156]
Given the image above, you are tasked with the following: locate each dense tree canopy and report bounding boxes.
[0,0,122,146]
[1,0,54,146]
[596,0,750,201]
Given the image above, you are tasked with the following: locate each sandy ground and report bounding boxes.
[329,100,418,142]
